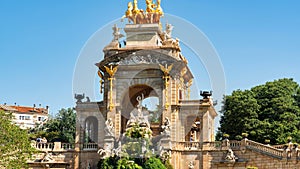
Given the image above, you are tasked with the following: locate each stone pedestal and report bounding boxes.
[53,142,62,152]
[98,136,115,159]
[160,136,172,150]
[104,136,115,154]
[124,23,162,47]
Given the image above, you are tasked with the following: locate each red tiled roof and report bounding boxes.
[0,105,48,114]
[0,104,17,111]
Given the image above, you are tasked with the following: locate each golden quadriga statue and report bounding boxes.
[124,0,164,24]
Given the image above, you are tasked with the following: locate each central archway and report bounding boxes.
[120,84,161,135]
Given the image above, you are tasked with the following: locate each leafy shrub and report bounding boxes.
[98,119,173,169]
[143,157,166,169]
[164,160,174,169]
[117,158,142,169]
[98,157,117,169]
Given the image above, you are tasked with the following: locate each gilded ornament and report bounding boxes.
[104,65,118,111]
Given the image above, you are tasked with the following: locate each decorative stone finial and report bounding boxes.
[200,91,212,99]
[75,93,85,103]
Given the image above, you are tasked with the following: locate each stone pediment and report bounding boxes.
[99,50,182,65]
[118,51,178,66]
[97,50,193,80]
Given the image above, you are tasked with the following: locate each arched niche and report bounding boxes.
[185,116,201,142]
[84,116,98,143]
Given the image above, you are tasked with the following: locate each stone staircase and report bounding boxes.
[245,140,284,159]
[172,139,299,160]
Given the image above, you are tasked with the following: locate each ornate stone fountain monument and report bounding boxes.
[74,0,217,168]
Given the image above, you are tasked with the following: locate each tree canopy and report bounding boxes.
[218,78,300,144]
[0,111,36,168]
[31,108,76,143]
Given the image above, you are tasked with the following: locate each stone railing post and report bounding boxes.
[240,138,247,153]
[284,142,293,160]
[283,149,288,161]
[53,142,62,152]
[292,147,298,161]
[295,148,300,161]
[222,139,230,150]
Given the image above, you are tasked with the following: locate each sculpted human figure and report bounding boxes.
[162,24,177,46]
[165,23,173,40]
[126,111,137,128]
[104,118,114,136]
[136,94,144,111]
[161,117,171,135]
[41,151,54,162]
[112,24,124,42]
[225,149,236,162]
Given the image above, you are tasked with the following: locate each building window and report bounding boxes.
[19,115,30,120]
[179,89,183,100]
[38,117,45,121]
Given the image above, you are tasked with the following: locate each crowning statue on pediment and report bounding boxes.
[124,0,164,24]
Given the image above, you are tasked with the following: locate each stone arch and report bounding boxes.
[185,115,201,142]
[119,83,161,134]
[116,68,163,104]
[84,116,98,143]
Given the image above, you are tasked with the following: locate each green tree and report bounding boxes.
[31,108,76,143]
[144,157,166,169]
[218,90,260,141]
[218,78,300,144]
[0,111,36,168]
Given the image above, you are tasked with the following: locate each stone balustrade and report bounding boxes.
[272,144,286,150]
[173,142,201,151]
[62,143,75,150]
[202,142,222,151]
[35,143,54,151]
[230,140,241,150]
[83,143,98,150]
[33,139,300,161]
[174,141,238,151]
[245,140,284,159]
[34,142,98,151]
[34,142,75,151]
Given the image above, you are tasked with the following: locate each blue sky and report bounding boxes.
[0,0,299,117]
